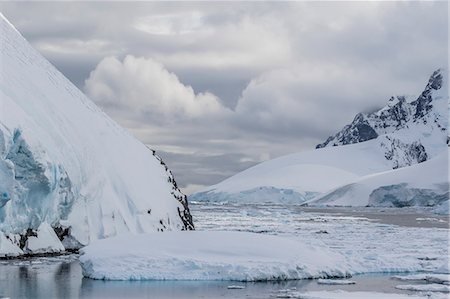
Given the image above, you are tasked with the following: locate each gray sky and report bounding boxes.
[1,1,447,194]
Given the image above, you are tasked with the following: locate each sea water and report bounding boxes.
[0,203,448,299]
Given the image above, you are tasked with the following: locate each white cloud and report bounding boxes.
[35,39,114,55]
[84,55,230,123]
[134,11,207,36]
[233,64,431,137]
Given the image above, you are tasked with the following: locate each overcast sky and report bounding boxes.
[1,2,447,194]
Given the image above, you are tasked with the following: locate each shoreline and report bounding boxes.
[0,249,79,261]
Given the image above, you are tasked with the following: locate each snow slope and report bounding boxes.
[190,69,448,206]
[79,231,349,281]
[309,149,449,207]
[191,139,402,203]
[0,13,193,257]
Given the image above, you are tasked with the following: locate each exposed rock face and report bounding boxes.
[412,69,443,121]
[380,138,428,169]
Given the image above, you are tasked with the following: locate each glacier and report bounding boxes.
[0,13,193,257]
[190,69,448,208]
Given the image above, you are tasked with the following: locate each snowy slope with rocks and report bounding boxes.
[317,69,447,154]
[0,14,193,257]
[191,69,448,207]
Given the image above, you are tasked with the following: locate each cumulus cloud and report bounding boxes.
[84,55,230,123]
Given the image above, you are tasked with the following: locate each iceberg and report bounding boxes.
[0,13,193,257]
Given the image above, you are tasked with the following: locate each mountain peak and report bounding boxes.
[428,68,443,90]
[316,69,447,150]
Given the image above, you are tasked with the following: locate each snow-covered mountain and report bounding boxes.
[0,14,193,257]
[317,69,445,149]
[190,69,448,207]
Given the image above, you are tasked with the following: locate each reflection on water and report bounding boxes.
[0,257,82,298]
[0,257,314,299]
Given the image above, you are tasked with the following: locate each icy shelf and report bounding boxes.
[79,231,350,281]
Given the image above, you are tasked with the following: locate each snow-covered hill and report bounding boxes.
[190,139,408,204]
[309,149,449,208]
[0,14,193,257]
[190,69,448,207]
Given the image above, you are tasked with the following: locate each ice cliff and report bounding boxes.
[0,13,193,257]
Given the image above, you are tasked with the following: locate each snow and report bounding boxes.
[433,201,450,215]
[392,274,450,285]
[317,279,356,285]
[191,145,448,208]
[0,231,22,257]
[395,284,450,293]
[79,231,350,281]
[436,263,450,274]
[279,290,429,299]
[25,222,64,254]
[80,201,449,281]
[190,139,399,204]
[0,13,192,255]
[310,149,449,207]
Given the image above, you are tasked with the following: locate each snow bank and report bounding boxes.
[79,231,350,281]
[0,13,193,255]
[25,222,64,254]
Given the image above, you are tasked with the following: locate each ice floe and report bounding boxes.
[395,283,450,293]
[79,231,350,281]
[392,274,450,285]
[317,279,356,285]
